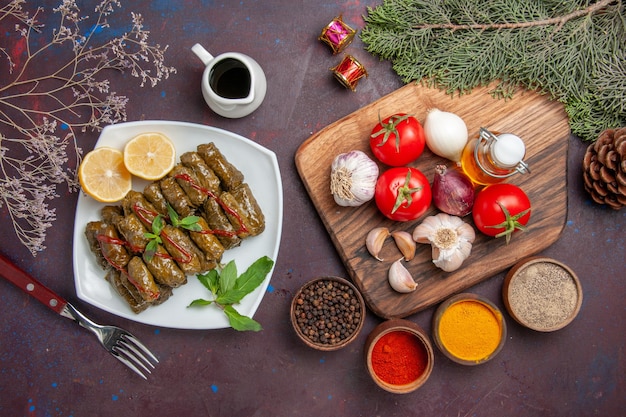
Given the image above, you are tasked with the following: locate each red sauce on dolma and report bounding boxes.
[174,173,249,237]
[96,235,160,301]
[92,172,250,300]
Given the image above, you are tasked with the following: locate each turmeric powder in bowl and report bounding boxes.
[433,294,506,365]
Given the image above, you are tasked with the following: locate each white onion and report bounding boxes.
[423,108,468,162]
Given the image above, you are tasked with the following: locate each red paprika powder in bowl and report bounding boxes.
[364,319,434,394]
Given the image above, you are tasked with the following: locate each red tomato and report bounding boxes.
[472,183,531,243]
[375,167,432,221]
[370,113,425,166]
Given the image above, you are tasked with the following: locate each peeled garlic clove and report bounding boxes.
[366,227,389,261]
[391,231,416,261]
[388,258,417,293]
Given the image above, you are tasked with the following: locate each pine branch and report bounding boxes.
[361,0,626,142]
[413,0,614,31]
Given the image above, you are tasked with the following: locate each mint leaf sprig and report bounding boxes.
[167,204,201,232]
[189,256,274,331]
[143,205,201,261]
[143,214,165,261]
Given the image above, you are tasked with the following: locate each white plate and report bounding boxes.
[72,121,283,329]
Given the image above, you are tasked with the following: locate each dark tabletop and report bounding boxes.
[1,1,624,416]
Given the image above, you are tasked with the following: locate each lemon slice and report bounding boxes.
[78,147,132,203]
[123,132,176,180]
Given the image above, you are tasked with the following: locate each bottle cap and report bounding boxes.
[492,134,526,167]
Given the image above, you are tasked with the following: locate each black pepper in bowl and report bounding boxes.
[291,276,365,351]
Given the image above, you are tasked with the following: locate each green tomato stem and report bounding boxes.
[486,202,530,244]
[371,113,413,152]
[391,170,423,214]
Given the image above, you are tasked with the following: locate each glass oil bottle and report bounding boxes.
[460,127,531,185]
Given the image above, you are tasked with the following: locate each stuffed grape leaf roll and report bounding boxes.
[105,269,150,314]
[219,192,252,239]
[126,256,161,302]
[203,197,241,249]
[116,212,150,253]
[197,142,244,191]
[160,176,195,217]
[142,243,187,288]
[170,164,207,207]
[85,221,110,270]
[161,224,209,275]
[87,221,132,270]
[122,190,160,230]
[188,216,225,262]
[143,182,169,215]
[101,205,124,225]
[231,183,265,236]
[180,151,221,195]
[106,267,173,313]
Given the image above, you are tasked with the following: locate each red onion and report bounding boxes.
[432,165,475,216]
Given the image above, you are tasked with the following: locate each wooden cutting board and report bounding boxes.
[295,82,570,319]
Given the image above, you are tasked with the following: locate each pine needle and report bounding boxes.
[361,0,626,141]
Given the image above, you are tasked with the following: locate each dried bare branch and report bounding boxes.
[0,0,177,255]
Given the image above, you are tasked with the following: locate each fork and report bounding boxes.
[0,253,158,379]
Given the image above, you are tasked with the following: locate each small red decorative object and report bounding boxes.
[331,55,368,91]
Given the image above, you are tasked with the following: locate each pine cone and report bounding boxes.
[582,127,626,210]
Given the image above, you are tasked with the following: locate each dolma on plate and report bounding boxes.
[170,164,207,207]
[161,224,209,275]
[122,190,160,230]
[160,176,195,217]
[89,222,132,270]
[126,256,161,302]
[142,243,187,288]
[85,221,109,269]
[116,212,149,253]
[180,151,221,195]
[203,197,241,249]
[151,284,173,306]
[197,142,244,191]
[188,216,225,262]
[219,191,252,239]
[231,183,265,236]
[106,266,174,313]
[101,205,124,225]
[143,182,169,215]
[105,268,150,314]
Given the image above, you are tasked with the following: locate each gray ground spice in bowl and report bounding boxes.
[506,261,581,331]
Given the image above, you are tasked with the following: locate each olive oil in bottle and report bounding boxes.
[460,128,530,185]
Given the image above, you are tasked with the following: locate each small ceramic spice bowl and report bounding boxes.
[503,257,583,332]
[364,319,434,394]
[432,293,506,366]
[290,276,365,351]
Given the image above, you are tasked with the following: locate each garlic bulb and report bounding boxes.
[423,108,468,162]
[330,150,379,206]
[412,213,475,272]
[388,258,417,293]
